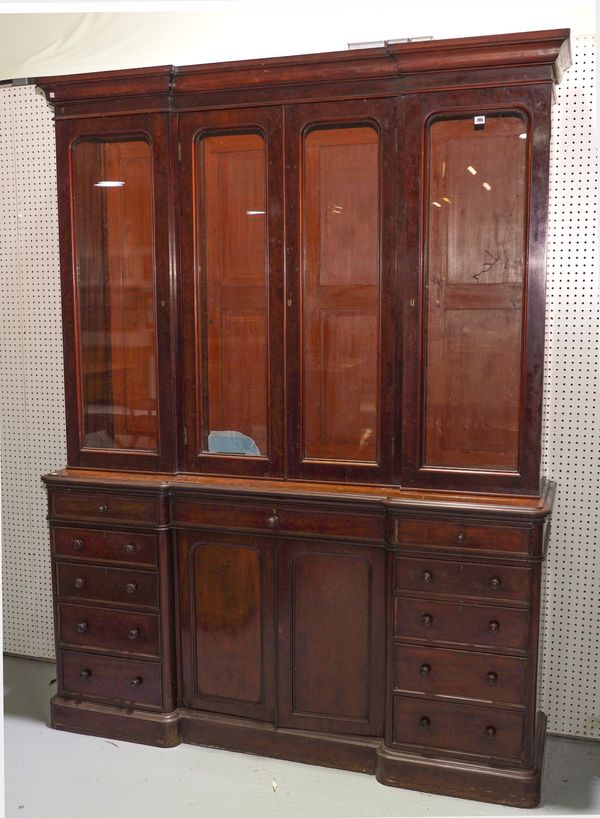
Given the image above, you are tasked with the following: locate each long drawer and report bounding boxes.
[61,650,163,709]
[393,643,527,705]
[394,597,529,652]
[392,695,525,761]
[50,489,160,526]
[393,518,530,555]
[56,563,159,609]
[58,603,160,658]
[171,496,385,542]
[52,527,158,568]
[394,556,531,603]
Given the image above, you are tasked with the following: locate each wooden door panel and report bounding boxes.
[277,539,385,736]
[178,530,275,721]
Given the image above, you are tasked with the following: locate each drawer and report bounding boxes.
[394,597,529,652]
[56,563,159,609]
[58,603,160,658]
[171,497,384,542]
[395,556,531,603]
[52,527,158,568]
[60,650,162,709]
[394,518,530,555]
[392,695,525,761]
[393,644,527,705]
[51,489,160,526]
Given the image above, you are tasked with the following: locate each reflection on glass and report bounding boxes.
[424,114,528,470]
[72,138,158,451]
[302,125,380,463]
[196,133,268,456]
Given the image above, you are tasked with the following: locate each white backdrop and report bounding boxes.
[0,10,598,740]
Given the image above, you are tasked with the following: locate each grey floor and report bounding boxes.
[3,656,599,818]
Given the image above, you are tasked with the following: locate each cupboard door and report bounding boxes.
[179,108,284,476]
[401,87,552,494]
[286,100,397,483]
[177,530,275,721]
[277,539,385,736]
[57,114,175,471]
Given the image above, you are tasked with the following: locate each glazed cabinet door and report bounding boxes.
[55,114,175,470]
[177,530,276,721]
[277,539,386,736]
[179,108,284,476]
[400,86,552,494]
[285,100,398,483]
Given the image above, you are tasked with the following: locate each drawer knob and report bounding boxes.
[487,671,498,686]
[456,530,466,543]
[419,716,431,731]
[129,676,143,689]
[79,669,92,680]
[267,510,279,528]
[421,613,433,627]
[125,582,138,595]
[98,504,108,513]
[489,576,502,590]
[71,538,83,550]
[128,628,140,641]
[123,543,136,554]
[75,621,88,633]
[488,620,500,633]
[485,725,497,740]
[420,663,431,677]
[73,577,86,589]
[421,570,433,584]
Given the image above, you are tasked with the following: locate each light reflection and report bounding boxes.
[482,182,492,191]
[432,201,442,208]
[467,166,477,175]
[93,180,125,188]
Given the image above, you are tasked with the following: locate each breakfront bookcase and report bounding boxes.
[38,28,570,807]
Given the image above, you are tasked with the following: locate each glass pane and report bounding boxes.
[197,133,268,457]
[424,114,528,470]
[72,138,158,451]
[302,126,380,462]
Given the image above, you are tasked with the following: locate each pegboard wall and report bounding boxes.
[0,37,597,738]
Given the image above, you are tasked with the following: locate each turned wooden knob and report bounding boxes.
[419,716,431,730]
[487,671,498,686]
[71,538,83,550]
[485,725,497,740]
[422,613,433,627]
[98,504,108,513]
[488,620,500,633]
[125,582,138,595]
[128,628,139,641]
[129,676,143,689]
[74,577,86,589]
[267,512,279,528]
[75,621,88,633]
[421,570,433,584]
[420,663,431,677]
[489,576,502,590]
[79,669,92,680]
[456,530,466,543]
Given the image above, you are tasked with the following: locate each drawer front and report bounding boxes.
[52,527,158,568]
[51,489,160,525]
[393,644,527,705]
[395,556,531,602]
[392,695,525,760]
[172,497,384,542]
[58,603,160,658]
[56,563,159,609]
[60,650,162,709]
[394,597,529,652]
[394,518,530,554]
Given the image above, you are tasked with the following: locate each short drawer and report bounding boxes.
[51,489,160,526]
[392,695,525,761]
[60,650,162,709]
[52,527,158,568]
[394,597,529,652]
[58,603,160,658]
[393,644,527,705]
[171,497,384,542]
[394,518,530,555]
[394,556,531,603]
[56,563,159,609]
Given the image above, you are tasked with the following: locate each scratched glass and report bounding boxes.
[423,114,528,471]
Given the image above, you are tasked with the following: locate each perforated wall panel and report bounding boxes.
[0,37,597,738]
[0,84,65,659]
